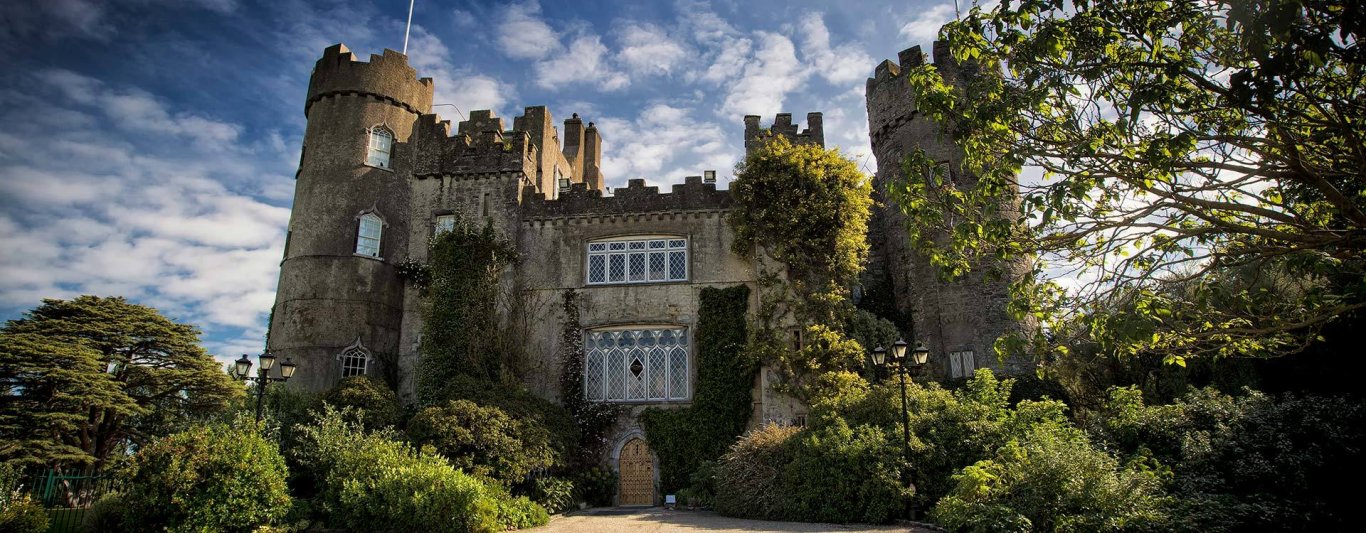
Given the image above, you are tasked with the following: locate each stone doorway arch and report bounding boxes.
[617,437,655,506]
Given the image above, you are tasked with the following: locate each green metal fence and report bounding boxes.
[11,469,119,533]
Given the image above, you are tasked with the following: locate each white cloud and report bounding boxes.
[0,69,291,360]
[535,35,630,91]
[720,32,805,117]
[498,1,560,60]
[405,26,516,115]
[898,3,956,45]
[798,12,873,85]
[597,103,740,189]
[616,23,689,76]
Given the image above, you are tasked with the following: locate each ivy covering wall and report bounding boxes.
[641,285,754,493]
[557,290,619,464]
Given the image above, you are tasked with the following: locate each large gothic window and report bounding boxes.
[355,212,383,257]
[366,126,393,169]
[586,236,687,285]
[583,327,688,402]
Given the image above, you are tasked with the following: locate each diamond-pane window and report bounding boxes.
[668,251,686,280]
[588,255,605,283]
[586,237,688,285]
[584,327,688,402]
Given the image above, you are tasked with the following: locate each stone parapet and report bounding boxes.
[522,176,733,219]
[306,44,433,117]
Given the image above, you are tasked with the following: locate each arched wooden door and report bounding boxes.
[618,437,655,506]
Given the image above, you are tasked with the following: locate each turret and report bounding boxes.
[267,44,433,391]
[582,121,605,191]
[864,40,1031,380]
[743,112,824,155]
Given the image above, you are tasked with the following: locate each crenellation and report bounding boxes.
[522,176,732,219]
[306,44,433,117]
[743,112,824,154]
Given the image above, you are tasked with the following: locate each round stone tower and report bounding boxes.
[267,44,434,391]
[865,41,1032,379]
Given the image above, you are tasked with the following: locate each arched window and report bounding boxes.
[337,338,371,378]
[366,127,393,169]
[583,327,689,402]
[356,212,383,257]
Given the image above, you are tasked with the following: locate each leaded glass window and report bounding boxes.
[338,341,370,377]
[584,327,688,402]
[586,237,687,285]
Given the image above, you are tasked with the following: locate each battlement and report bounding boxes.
[522,176,732,219]
[410,110,539,178]
[306,44,434,117]
[743,112,824,154]
[865,41,977,146]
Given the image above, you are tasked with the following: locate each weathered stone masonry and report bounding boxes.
[267,41,1031,481]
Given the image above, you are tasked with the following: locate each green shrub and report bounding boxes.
[572,466,617,508]
[321,376,403,430]
[294,406,547,532]
[428,375,580,469]
[407,399,556,487]
[932,422,1168,532]
[0,492,49,533]
[1091,387,1366,531]
[120,421,291,532]
[528,477,574,514]
[714,424,800,520]
[82,492,124,533]
[780,419,911,524]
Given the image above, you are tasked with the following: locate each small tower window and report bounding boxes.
[356,213,383,257]
[434,214,456,235]
[366,127,393,169]
[337,338,371,378]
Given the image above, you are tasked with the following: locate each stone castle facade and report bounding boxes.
[266,42,1028,489]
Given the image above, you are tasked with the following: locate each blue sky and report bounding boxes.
[0,0,967,362]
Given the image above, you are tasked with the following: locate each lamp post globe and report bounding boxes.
[259,352,276,371]
[279,358,298,380]
[234,355,252,378]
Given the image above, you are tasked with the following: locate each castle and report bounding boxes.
[267,41,1027,504]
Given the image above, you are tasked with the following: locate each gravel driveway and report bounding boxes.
[534,507,939,532]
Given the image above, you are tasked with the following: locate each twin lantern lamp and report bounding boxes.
[232,352,299,422]
[870,338,930,371]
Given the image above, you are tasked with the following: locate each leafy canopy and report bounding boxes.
[894,0,1366,363]
[0,296,240,470]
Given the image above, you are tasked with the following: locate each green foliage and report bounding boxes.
[528,476,574,514]
[730,136,872,323]
[320,376,403,431]
[640,285,754,493]
[770,324,867,403]
[0,465,48,533]
[407,400,556,487]
[293,406,547,533]
[895,0,1366,362]
[932,422,1168,533]
[556,290,618,463]
[811,369,1069,511]
[780,418,911,524]
[417,216,521,404]
[120,420,291,533]
[1091,387,1366,531]
[571,466,616,508]
[82,492,125,533]
[0,296,241,471]
[713,424,800,520]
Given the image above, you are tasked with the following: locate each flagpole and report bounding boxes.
[402,0,415,54]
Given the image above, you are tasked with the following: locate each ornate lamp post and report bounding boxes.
[232,352,298,423]
[871,338,929,516]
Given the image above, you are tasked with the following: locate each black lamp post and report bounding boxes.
[231,352,298,423]
[871,338,929,516]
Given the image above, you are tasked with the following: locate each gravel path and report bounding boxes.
[534,507,938,533]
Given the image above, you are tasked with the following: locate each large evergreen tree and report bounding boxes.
[0,296,241,471]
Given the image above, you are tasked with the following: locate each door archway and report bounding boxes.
[617,437,655,506]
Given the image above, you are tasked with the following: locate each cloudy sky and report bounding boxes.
[0,0,970,362]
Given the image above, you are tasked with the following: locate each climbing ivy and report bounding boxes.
[728,136,879,400]
[641,285,755,493]
[416,216,520,405]
[556,290,620,464]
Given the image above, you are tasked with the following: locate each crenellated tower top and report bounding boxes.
[306,44,435,117]
[743,112,824,155]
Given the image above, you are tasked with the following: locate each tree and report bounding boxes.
[0,296,240,471]
[894,0,1366,364]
